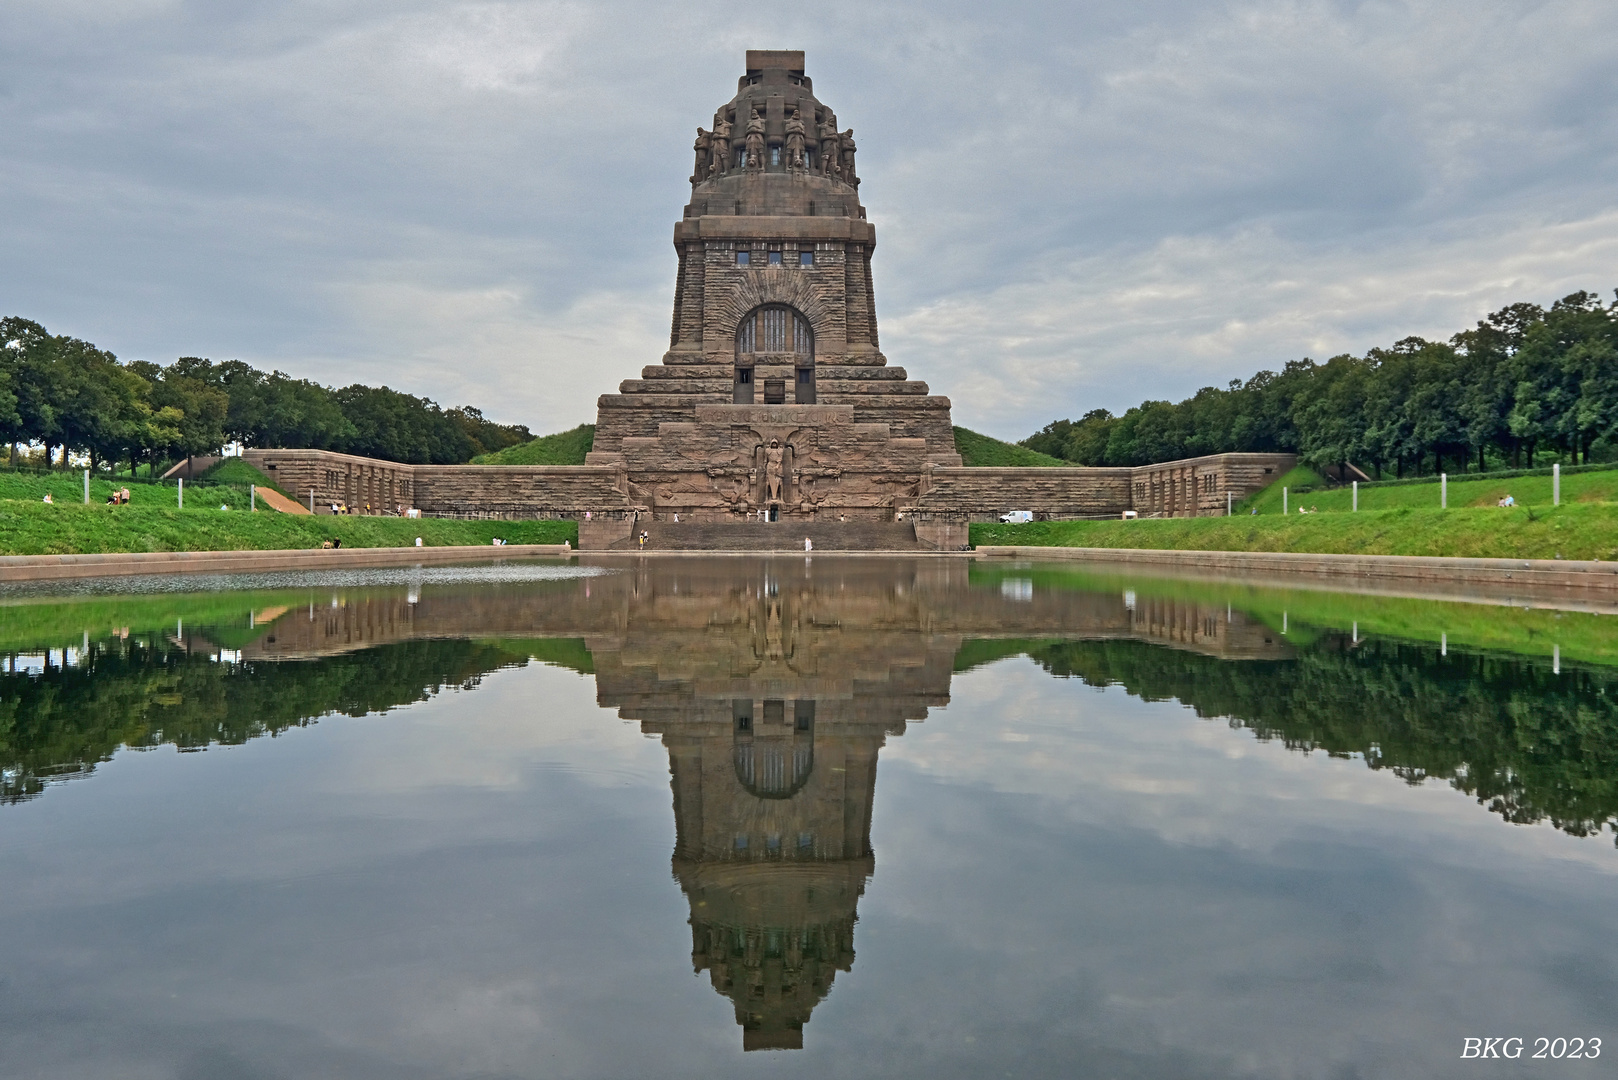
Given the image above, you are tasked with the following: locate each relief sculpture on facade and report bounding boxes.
[817,114,841,181]
[708,114,731,178]
[744,109,766,170]
[784,109,807,171]
[764,439,786,504]
[691,127,711,185]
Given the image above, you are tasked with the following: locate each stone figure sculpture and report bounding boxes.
[818,114,841,180]
[709,115,731,177]
[839,129,858,187]
[692,128,711,184]
[764,439,786,503]
[745,111,766,171]
[784,111,807,170]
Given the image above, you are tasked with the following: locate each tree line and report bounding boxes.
[1026,635,1618,844]
[1022,290,1618,476]
[0,317,532,473]
[0,636,529,804]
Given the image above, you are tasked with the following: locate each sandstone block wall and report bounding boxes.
[242,448,1294,526]
[914,452,1296,521]
[918,466,1135,519]
[245,449,419,513]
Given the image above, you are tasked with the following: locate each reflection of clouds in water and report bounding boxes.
[0,561,616,599]
[850,662,1618,1079]
[895,657,1618,875]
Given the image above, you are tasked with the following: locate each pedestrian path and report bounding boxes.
[254,487,311,515]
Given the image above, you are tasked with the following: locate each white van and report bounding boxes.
[998,510,1034,524]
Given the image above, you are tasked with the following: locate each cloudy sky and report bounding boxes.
[4,1,1616,440]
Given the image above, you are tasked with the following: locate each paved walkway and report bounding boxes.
[254,487,311,514]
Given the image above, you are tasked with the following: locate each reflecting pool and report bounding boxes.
[0,556,1613,1078]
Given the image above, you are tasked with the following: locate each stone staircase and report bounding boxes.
[610,520,924,551]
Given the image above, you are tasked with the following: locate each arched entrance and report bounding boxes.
[735,305,814,404]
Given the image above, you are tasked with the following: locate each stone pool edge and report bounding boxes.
[974,545,1618,593]
[0,544,576,582]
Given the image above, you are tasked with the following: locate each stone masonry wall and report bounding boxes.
[243,448,1293,522]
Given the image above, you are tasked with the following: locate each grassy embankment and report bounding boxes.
[953,426,1067,467]
[0,460,576,555]
[474,423,1066,469]
[973,499,1618,561]
[973,463,1618,560]
[965,562,1618,669]
[1238,464,1618,514]
[472,424,597,465]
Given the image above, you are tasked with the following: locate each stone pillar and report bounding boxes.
[672,242,706,349]
[863,250,879,348]
[844,244,870,348]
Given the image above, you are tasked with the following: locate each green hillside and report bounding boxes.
[954,427,1068,467]
[195,457,292,498]
[1238,463,1618,515]
[472,424,596,465]
[970,502,1618,562]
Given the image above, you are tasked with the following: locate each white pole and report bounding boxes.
[250,484,256,511]
[1554,645,1560,674]
[1553,462,1560,506]
[83,468,89,504]
[1227,491,1232,516]
[1352,480,1358,512]
[1441,632,1447,656]
[1283,487,1288,515]
[178,477,183,509]
[310,489,315,513]
[1440,473,1446,509]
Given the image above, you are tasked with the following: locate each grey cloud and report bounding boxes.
[2,1,1615,436]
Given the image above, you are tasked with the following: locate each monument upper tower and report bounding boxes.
[587,50,961,523]
[667,48,880,377]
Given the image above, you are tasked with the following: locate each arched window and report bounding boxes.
[732,700,815,800]
[735,305,814,404]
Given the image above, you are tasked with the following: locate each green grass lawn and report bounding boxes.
[0,469,255,509]
[954,427,1068,467]
[1240,464,1618,514]
[0,501,577,556]
[196,457,292,497]
[472,424,596,465]
[965,562,1618,669]
[971,502,1618,561]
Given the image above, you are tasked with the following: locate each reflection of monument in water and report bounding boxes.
[587,562,956,1050]
[235,557,1287,1048]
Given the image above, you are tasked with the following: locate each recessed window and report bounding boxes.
[799,251,814,267]
[735,835,749,850]
[735,250,750,266]
[769,147,781,166]
[798,832,813,850]
[737,367,753,384]
[797,368,812,384]
[768,251,782,266]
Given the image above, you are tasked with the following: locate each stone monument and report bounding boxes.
[243,50,1296,542]
[586,49,962,524]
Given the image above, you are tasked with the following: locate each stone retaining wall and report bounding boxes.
[0,544,575,582]
[242,447,1295,533]
[973,545,1618,604]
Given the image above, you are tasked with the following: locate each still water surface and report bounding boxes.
[0,556,1613,1079]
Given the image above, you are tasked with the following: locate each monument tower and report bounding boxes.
[245,50,1297,536]
[587,50,962,522]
